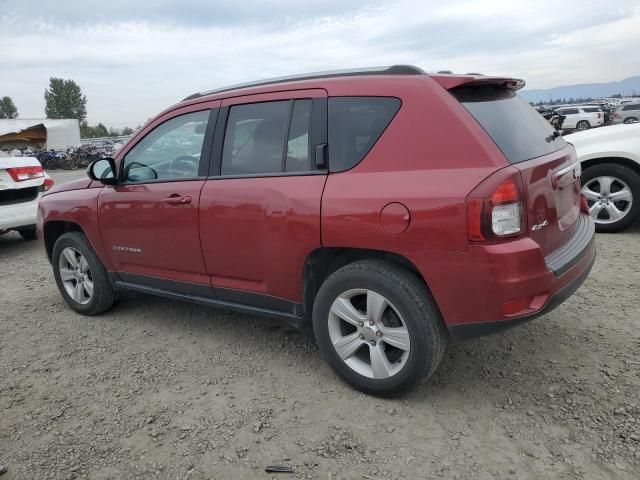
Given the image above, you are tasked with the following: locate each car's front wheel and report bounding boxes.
[581,163,640,232]
[624,117,638,124]
[312,260,447,397]
[52,232,116,315]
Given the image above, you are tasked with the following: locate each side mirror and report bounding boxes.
[87,158,117,185]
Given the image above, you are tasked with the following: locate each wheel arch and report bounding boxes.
[301,247,434,332]
[581,156,640,178]
[43,220,85,261]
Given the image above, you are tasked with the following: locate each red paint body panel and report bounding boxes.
[199,175,326,301]
[97,181,209,285]
[38,72,595,332]
[37,187,113,270]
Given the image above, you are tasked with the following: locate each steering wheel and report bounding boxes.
[169,155,199,177]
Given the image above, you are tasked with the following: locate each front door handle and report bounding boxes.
[163,194,192,205]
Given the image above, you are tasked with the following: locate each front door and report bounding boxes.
[99,107,216,290]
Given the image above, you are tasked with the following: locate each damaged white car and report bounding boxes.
[0,154,53,240]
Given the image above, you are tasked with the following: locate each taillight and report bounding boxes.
[597,113,602,119]
[466,169,526,242]
[44,177,55,191]
[613,112,620,118]
[6,165,44,182]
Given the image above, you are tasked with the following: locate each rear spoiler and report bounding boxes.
[430,74,525,91]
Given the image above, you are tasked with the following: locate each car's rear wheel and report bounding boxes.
[18,228,37,240]
[312,260,447,397]
[581,163,640,232]
[576,120,591,131]
[52,232,116,315]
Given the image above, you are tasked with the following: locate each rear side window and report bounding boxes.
[328,97,401,172]
[623,104,640,111]
[582,107,601,113]
[453,87,567,164]
[221,99,313,176]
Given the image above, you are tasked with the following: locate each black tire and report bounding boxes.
[576,120,590,131]
[624,117,638,124]
[312,260,448,397]
[18,228,37,241]
[582,163,640,233]
[52,232,116,315]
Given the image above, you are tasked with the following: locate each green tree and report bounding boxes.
[122,126,134,135]
[44,78,87,121]
[0,96,19,119]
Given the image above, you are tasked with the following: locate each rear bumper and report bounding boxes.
[413,214,596,338]
[0,196,40,231]
[448,244,595,338]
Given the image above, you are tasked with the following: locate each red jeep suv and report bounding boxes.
[38,65,596,396]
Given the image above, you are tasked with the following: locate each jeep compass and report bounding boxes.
[38,65,596,396]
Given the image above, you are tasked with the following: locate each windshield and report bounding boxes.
[453,86,567,164]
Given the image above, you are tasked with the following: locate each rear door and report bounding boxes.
[453,86,581,255]
[99,105,218,289]
[199,89,328,307]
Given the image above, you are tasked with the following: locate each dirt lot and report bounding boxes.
[1,169,638,480]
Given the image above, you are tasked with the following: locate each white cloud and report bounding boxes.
[1,0,638,127]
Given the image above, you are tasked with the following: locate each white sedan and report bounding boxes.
[0,155,54,240]
[565,123,640,232]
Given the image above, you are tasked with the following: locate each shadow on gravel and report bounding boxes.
[105,288,583,405]
[0,232,34,255]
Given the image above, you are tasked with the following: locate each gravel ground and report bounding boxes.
[1,169,638,480]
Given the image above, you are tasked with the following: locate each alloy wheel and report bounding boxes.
[582,176,633,225]
[327,289,410,379]
[58,247,94,305]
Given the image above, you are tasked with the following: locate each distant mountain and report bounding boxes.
[520,76,640,103]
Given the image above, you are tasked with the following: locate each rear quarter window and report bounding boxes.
[453,86,567,164]
[328,97,400,172]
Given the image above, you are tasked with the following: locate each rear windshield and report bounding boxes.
[453,86,567,164]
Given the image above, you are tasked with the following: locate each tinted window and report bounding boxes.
[286,100,312,172]
[560,108,579,115]
[123,111,209,182]
[222,100,313,175]
[454,87,567,164]
[582,107,601,113]
[623,104,640,111]
[328,97,401,172]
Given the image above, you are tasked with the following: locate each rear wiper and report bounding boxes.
[545,130,561,143]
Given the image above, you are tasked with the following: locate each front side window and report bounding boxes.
[623,104,640,111]
[122,110,209,182]
[221,99,312,176]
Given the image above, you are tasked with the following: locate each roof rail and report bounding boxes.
[182,65,426,101]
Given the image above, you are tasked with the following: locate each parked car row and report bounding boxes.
[537,102,640,132]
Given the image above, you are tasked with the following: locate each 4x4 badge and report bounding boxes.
[531,219,549,231]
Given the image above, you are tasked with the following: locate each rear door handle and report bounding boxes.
[162,195,192,205]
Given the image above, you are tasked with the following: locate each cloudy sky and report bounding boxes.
[2,0,639,128]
